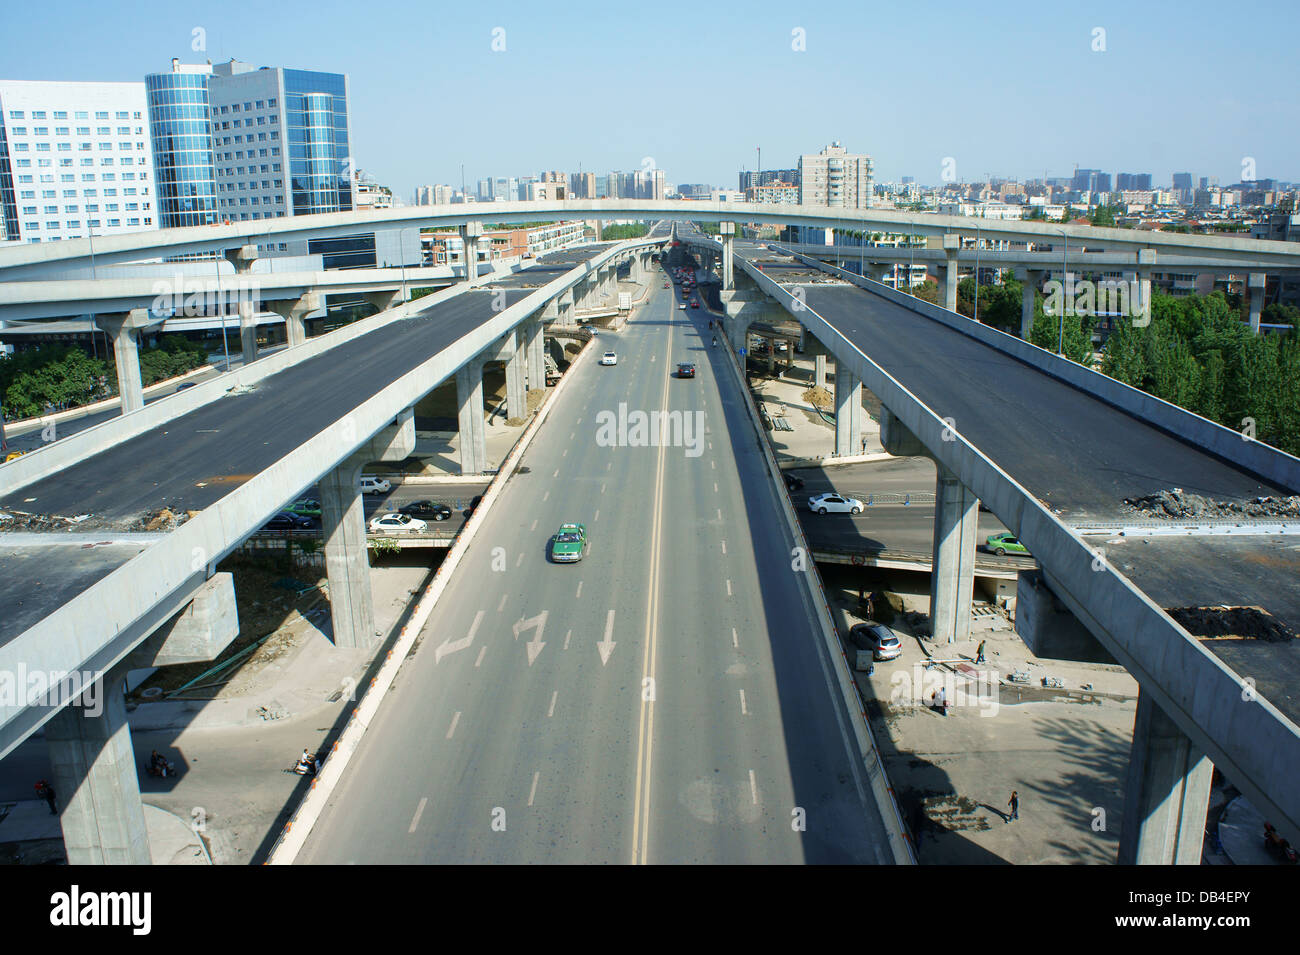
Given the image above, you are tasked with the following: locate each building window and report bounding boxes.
[9,110,25,119]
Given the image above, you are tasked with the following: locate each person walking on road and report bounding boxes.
[1007,790,1020,823]
[35,779,57,815]
[976,640,987,664]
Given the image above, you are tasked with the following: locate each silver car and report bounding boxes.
[849,621,902,663]
[808,492,864,515]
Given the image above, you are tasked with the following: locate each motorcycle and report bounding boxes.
[711,337,717,347]
[145,757,176,778]
[292,752,322,777]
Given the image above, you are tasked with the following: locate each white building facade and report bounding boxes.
[0,80,157,243]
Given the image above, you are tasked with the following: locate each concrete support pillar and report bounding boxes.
[868,263,890,283]
[833,364,864,456]
[880,407,927,457]
[46,661,150,864]
[720,221,735,290]
[1020,269,1044,340]
[237,297,258,365]
[1248,272,1267,333]
[766,336,777,375]
[320,409,416,649]
[942,233,961,312]
[558,288,575,323]
[224,244,257,275]
[595,218,604,242]
[814,353,827,391]
[930,462,979,643]
[95,309,150,414]
[460,221,483,282]
[364,289,405,314]
[629,254,642,284]
[504,330,526,421]
[1135,249,1155,326]
[525,312,547,388]
[269,290,323,348]
[1119,689,1213,865]
[456,356,487,474]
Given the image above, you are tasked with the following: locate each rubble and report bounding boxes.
[1168,606,1295,642]
[1123,488,1300,521]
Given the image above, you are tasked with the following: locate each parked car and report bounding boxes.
[368,512,427,534]
[286,498,322,519]
[359,476,391,495]
[399,500,452,521]
[600,351,618,366]
[782,473,805,491]
[986,532,1029,556]
[677,362,696,378]
[264,511,314,531]
[550,523,588,562]
[848,621,902,664]
[808,492,864,515]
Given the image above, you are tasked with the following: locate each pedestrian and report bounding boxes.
[861,435,868,454]
[976,640,986,664]
[35,779,57,815]
[1007,790,1019,823]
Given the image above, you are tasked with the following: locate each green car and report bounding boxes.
[986,533,1029,557]
[287,498,322,519]
[550,523,587,563]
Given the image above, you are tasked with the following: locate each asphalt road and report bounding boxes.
[297,265,894,864]
[738,250,1293,521]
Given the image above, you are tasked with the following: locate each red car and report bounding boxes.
[690,301,699,309]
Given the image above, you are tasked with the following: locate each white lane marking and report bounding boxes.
[474,646,487,667]
[594,509,600,522]
[717,508,722,521]
[732,627,738,648]
[553,469,560,478]
[497,593,507,612]
[709,442,712,450]
[564,629,572,650]
[749,770,758,805]
[597,609,617,665]
[721,540,727,555]
[528,771,540,807]
[714,482,718,493]
[576,417,582,425]
[576,580,584,599]
[563,449,568,457]
[601,482,606,494]
[607,461,612,471]
[530,519,537,531]
[710,461,715,470]
[726,579,733,597]
[435,610,484,663]
[570,431,575,439]
[543,490,550,502]
[740,690,748,715]
[409,797,428,833]
[547,691,558,718]
[515,552,523,567]
[446,712,461,739]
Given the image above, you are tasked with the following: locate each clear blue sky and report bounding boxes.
[4,0,1297,198]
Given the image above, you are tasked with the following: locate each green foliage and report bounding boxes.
[1029,297,1095,364]
[1,336,206,420]
[1099,290,1300,455]
[956,274,1023,333]
[601,223,649,240]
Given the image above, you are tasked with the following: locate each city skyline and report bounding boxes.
[3,0,1297,201]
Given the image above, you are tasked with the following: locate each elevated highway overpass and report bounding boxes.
[672,224,1300,863]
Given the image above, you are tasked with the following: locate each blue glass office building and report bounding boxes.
[145,68,218,228]
[284,69,352,216]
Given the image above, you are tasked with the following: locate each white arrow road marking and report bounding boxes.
[513,610,548,666]
[597,609,617,665]
[435,610,484,663]
[409,797,428,833]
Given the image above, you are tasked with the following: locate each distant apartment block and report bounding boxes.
[799,142,873,209]
[0,79,157,243]
[422,220,585,265]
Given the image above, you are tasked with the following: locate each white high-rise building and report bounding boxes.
[0,80,157,243]
[798,141,873,210]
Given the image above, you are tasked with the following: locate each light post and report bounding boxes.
[974,221,981,323]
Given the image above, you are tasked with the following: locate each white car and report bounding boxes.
[368,512,427,534]
[600,351,618,366]
[808,492,864,515]
[359,476,391,495]
[678,303,687,310]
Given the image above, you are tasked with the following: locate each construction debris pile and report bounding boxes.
[1168,605,1295,642]
[1123,488,1300,521]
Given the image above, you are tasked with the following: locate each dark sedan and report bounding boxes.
[399,499,452,521]
[264,511,314,531]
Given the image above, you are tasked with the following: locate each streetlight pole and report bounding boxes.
[974,221,981,323]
